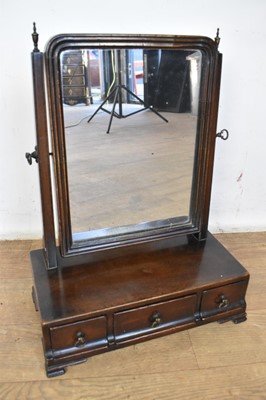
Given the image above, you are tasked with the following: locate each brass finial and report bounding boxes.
[215,28,220,48]
[32,22,39,52]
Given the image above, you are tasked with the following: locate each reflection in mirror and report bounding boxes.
[60,48,202,242]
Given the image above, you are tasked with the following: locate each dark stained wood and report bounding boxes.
[31,233,249,377]
[50,316,108,353]
[191,52,223,240]
[31,51,57,268]
[44,34,222,257]
[114,295,197,342]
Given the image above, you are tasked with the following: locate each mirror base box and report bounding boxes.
[30,233,249,377]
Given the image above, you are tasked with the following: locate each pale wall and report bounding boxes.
[0,0,266,239]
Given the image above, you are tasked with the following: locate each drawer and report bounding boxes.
[50,316,107,354]
[114,295,197,342]
[62,65,84,76]
[63,87,86,97]
[200,280,248,319]
[62,53,83,64]
[63,76,85,86]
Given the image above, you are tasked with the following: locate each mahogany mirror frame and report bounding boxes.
[32,30,222,268]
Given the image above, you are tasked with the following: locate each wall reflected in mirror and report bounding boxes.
[60,48,202,242]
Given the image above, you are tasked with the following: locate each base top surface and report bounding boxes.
[31,233,248,323]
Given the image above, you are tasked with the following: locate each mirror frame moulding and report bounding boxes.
[43,33,222,258]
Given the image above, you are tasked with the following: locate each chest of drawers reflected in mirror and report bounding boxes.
[28,24,249,377]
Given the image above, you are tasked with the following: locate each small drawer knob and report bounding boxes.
[218,295,229,309]
[150,311,162,328]
[75,331,86,347]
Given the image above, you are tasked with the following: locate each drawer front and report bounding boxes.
[62,65,84,76]
[63,87,86,97]
[63,76,85,86]
[62,53,83,64]
[50,316,107,354]
[200,280,248,319]
[114,295,197,342]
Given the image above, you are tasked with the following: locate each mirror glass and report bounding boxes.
[60,47,202,243]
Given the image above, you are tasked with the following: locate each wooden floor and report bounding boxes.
[1,232,266,399]
[64,105,196,233]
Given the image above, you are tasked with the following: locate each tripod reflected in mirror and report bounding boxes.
[87,49,168,133]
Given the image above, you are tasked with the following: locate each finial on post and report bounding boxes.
[215,28,220,48]
[32,22,39,52]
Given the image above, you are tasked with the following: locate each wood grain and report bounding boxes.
[1,364,266,400]
[0,233,266,399]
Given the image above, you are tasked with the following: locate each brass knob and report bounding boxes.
[75,331,86,347]
[150,311,162,328]
[218,295,229,309]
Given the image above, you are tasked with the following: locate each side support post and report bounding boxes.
[31,24,57,268]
